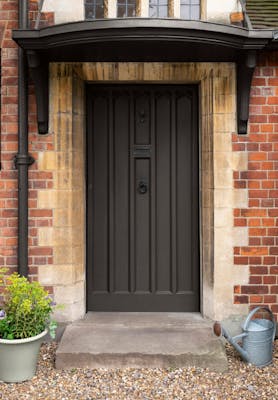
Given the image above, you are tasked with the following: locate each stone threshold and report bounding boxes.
[55,312,228,371]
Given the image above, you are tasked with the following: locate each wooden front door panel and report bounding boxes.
[87,85,199,311]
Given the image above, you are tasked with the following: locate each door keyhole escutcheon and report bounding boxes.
[139,110,145,123]
[138,181,148,194]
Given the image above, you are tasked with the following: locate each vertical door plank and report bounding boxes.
[134,158,151,293]
[91,94,109,292]
[170,91,177,294]
[113,91,130,292]
[108,90,115,294]
[176,93,193,293]
[155,91,171,294]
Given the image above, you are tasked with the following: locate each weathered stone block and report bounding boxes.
[54,281,85,304]
[39,264,76,285]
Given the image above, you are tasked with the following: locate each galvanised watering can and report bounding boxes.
[213,306,276,367]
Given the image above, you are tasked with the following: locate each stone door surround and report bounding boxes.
[37,62,249,322]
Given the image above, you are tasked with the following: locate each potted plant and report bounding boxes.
[0,268,57,382]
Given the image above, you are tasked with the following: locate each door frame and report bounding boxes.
[42,62,242,322]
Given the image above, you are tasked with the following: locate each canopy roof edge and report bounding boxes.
[12,19,278,134]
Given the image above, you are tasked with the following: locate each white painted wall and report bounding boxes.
[207,0,242,24]
[42,0,84,24]
[42,0,243,25]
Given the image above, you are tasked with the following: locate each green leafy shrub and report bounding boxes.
[0,269,57,340]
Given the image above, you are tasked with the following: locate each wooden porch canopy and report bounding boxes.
[12,19,278,134]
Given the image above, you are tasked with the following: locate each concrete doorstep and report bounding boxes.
[55,313,228,372]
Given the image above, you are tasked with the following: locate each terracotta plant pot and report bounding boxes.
[0,329,47,383]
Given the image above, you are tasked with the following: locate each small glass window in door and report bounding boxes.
[117,0,137,17]
[85,0,104,19]
[180,0,200,20]
[149,0,168,18]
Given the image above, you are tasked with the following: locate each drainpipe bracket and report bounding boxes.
[14,153,35,169]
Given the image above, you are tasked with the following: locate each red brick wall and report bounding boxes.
[0,1,278,317]
[0,0,54,289]
[233,51,278,319]
[0,0,20,277]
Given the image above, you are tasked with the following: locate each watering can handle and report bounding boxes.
[243,306,276,342]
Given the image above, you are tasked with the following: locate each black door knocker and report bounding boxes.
[138,181,148,194]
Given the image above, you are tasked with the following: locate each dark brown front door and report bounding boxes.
[87,85,199,311]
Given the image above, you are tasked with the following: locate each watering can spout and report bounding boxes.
[213,321,250,362]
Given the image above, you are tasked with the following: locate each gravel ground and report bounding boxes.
[0,342,278,399]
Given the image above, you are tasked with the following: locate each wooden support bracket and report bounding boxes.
[237,51,257,134]
[27,50,49,134]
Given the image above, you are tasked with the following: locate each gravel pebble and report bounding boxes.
[0,341,278,399]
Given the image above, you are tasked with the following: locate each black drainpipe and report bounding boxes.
[14,0,34,277]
